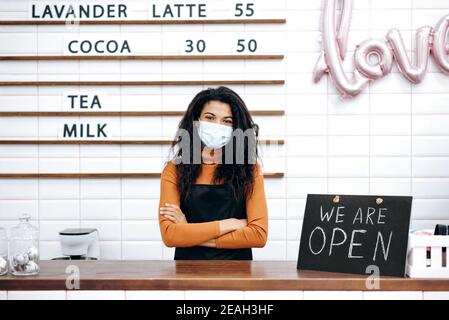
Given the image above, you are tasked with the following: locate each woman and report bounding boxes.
[158,86,268,260]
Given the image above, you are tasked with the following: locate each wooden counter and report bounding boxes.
[1,260,449,291]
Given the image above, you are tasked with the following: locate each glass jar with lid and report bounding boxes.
[9,214,39,276]
[0,226,8,275]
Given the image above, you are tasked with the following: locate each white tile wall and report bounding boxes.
[185,290,245,300]
[423,292,449,300]
[125,290,185,300]
[244,291,303,300]
[3,290,449,300]
[303,291,363,300]
[66,290,126,300]
[0,0,448,261]
[7,290,67,300]
[363,291,423,300]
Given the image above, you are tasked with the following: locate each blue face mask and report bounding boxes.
[197,120,233,149]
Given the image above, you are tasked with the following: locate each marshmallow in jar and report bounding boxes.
[9,214,39,276]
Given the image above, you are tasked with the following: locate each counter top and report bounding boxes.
[1,260,449,291]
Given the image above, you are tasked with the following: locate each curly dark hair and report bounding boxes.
[169,86,260,204]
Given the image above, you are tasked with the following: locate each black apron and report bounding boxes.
[174,183,253,260]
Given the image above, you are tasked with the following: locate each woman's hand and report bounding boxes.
[198,239,216,248]
[199,220,247,247]
[218,218,247,235]
[159,203,187,224]
[236,219,248,229]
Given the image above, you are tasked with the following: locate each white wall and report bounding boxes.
[0,0,448,261]
[3,289,449,300]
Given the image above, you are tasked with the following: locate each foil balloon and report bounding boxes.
[386,26,433,84]
[354,39,393,80]
[313,0,369,98]
[313,0,449,98]
[432,14,449,74]
[335,0,352,59]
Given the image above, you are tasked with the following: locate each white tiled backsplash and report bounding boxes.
[4,290,449,300]
[0,0,449,260]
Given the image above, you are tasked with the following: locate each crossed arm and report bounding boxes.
[157,162,268,249]
[160,203,248,247]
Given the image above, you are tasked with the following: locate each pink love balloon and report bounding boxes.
[313,0,369,98]
[335,0,353,59]
[386,26,433,84]
[314,0,449,98]
[432,14,449,74]
[354,39,394,80]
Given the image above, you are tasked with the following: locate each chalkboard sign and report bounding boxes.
[297,194,412,277]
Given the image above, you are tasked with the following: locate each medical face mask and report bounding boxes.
[197,120,233,149]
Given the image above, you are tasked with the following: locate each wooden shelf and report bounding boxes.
[0,80,285,86]
[0,55,284,61]
[0,110,285,116]
[0,172,284,179]
[0,19,286,26]
[0,139,284,145]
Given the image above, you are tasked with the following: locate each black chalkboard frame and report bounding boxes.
[297,194,413,278]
